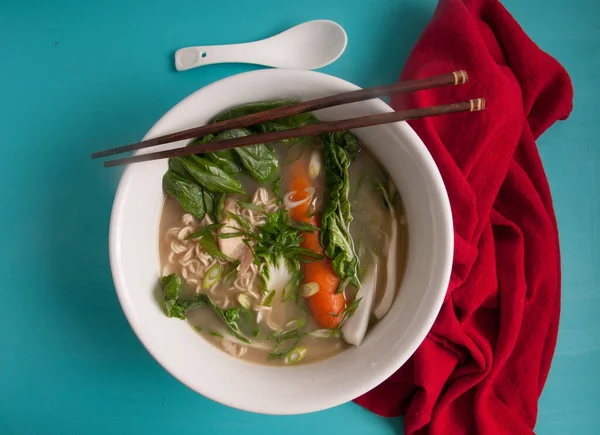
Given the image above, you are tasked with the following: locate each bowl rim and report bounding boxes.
[109,68,453,414]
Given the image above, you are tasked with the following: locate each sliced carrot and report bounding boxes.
[289,161,345,328]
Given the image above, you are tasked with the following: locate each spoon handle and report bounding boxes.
[175,41,271,71]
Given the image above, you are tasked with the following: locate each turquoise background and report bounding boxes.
[1,0,597,433]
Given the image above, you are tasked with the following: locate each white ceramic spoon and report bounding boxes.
[174,20,347,71]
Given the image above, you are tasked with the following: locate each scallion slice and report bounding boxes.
[237,293,251,310]
[284,347,307,364]
[301,282,319,297]
[202,264,223,289]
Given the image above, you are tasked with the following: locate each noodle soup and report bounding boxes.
[157,101,407,365]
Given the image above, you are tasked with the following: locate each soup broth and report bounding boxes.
[157,103,407,366]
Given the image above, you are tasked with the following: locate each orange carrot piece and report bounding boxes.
[289,162,345,328]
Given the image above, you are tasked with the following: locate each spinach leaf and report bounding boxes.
[169,157,191,179]
[214,100,297,122]
[160,274,251,343]
[320,132,362,292]
[202,189,215,220]
[189,134,243,175]
[215,193,226,220]
[205,149,243,174]
[161,274,203,319]
[162,171,206,220]
[202,128,278,183]
[175,155,245,194]
[256,111,317,134]
[216,100,317,134]
[235,143,278,183]
[214,128,278,183]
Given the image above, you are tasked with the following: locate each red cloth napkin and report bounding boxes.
[354,0,573,433]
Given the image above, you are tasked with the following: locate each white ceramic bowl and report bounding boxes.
[109,69,452,415]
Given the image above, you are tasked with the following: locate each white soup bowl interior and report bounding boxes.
[109,69,453,415]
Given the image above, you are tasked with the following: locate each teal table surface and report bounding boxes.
[1,0,598,434]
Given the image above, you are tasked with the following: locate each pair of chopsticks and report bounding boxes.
[92,70,484,167]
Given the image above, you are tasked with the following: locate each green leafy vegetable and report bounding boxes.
[186,225,233,262]
[214,100,298,122]
[175,155,245,194]
[235,200,267,214]
[202,189,215,220]
[189,133,243,175]
[331,297,363,329]
[320,132,362,293]
[374,179,394,210]
[281,266,302,303]
[206,149,243,175]
[221,260,240,287]
[168,158,191,179]
[225,210,252,231]
[254,211,323,264]
[285,142,305,162]
[262,290,275,307]
[268,329,304,360]
[161,274,204,320]
[271,177,283,206]
[206,128,279,183]
[161,275,252,343]
[215,193,226,220]
[195,292,250,343]
[235,143,278,182]
[162,171,206,220]
[212,101,318,181]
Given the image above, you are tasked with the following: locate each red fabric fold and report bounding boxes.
[353,0,573,433]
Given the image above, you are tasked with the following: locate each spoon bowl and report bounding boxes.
[175,20,348,71]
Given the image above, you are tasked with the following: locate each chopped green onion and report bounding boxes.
[237,293,251,310]
[284,347,307,364]
[194,325,203,332]
[301,282,319,297]
[226,210,252,231]
[252,329,260,337]
[262,290,275,306]
[210,331,224,338]
[217,232,246,239]
[285,142,305,162]
[282,271,302,302]
[271,177,283,206]
[236,200,267,214]
[374,179,394,210]
[268,329,303,360]
[283,317,306,333]
[308,329,340,339]
[202,264,222,289]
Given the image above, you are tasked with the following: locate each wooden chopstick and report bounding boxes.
[103,98,485,168]
[91,71,469,159]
